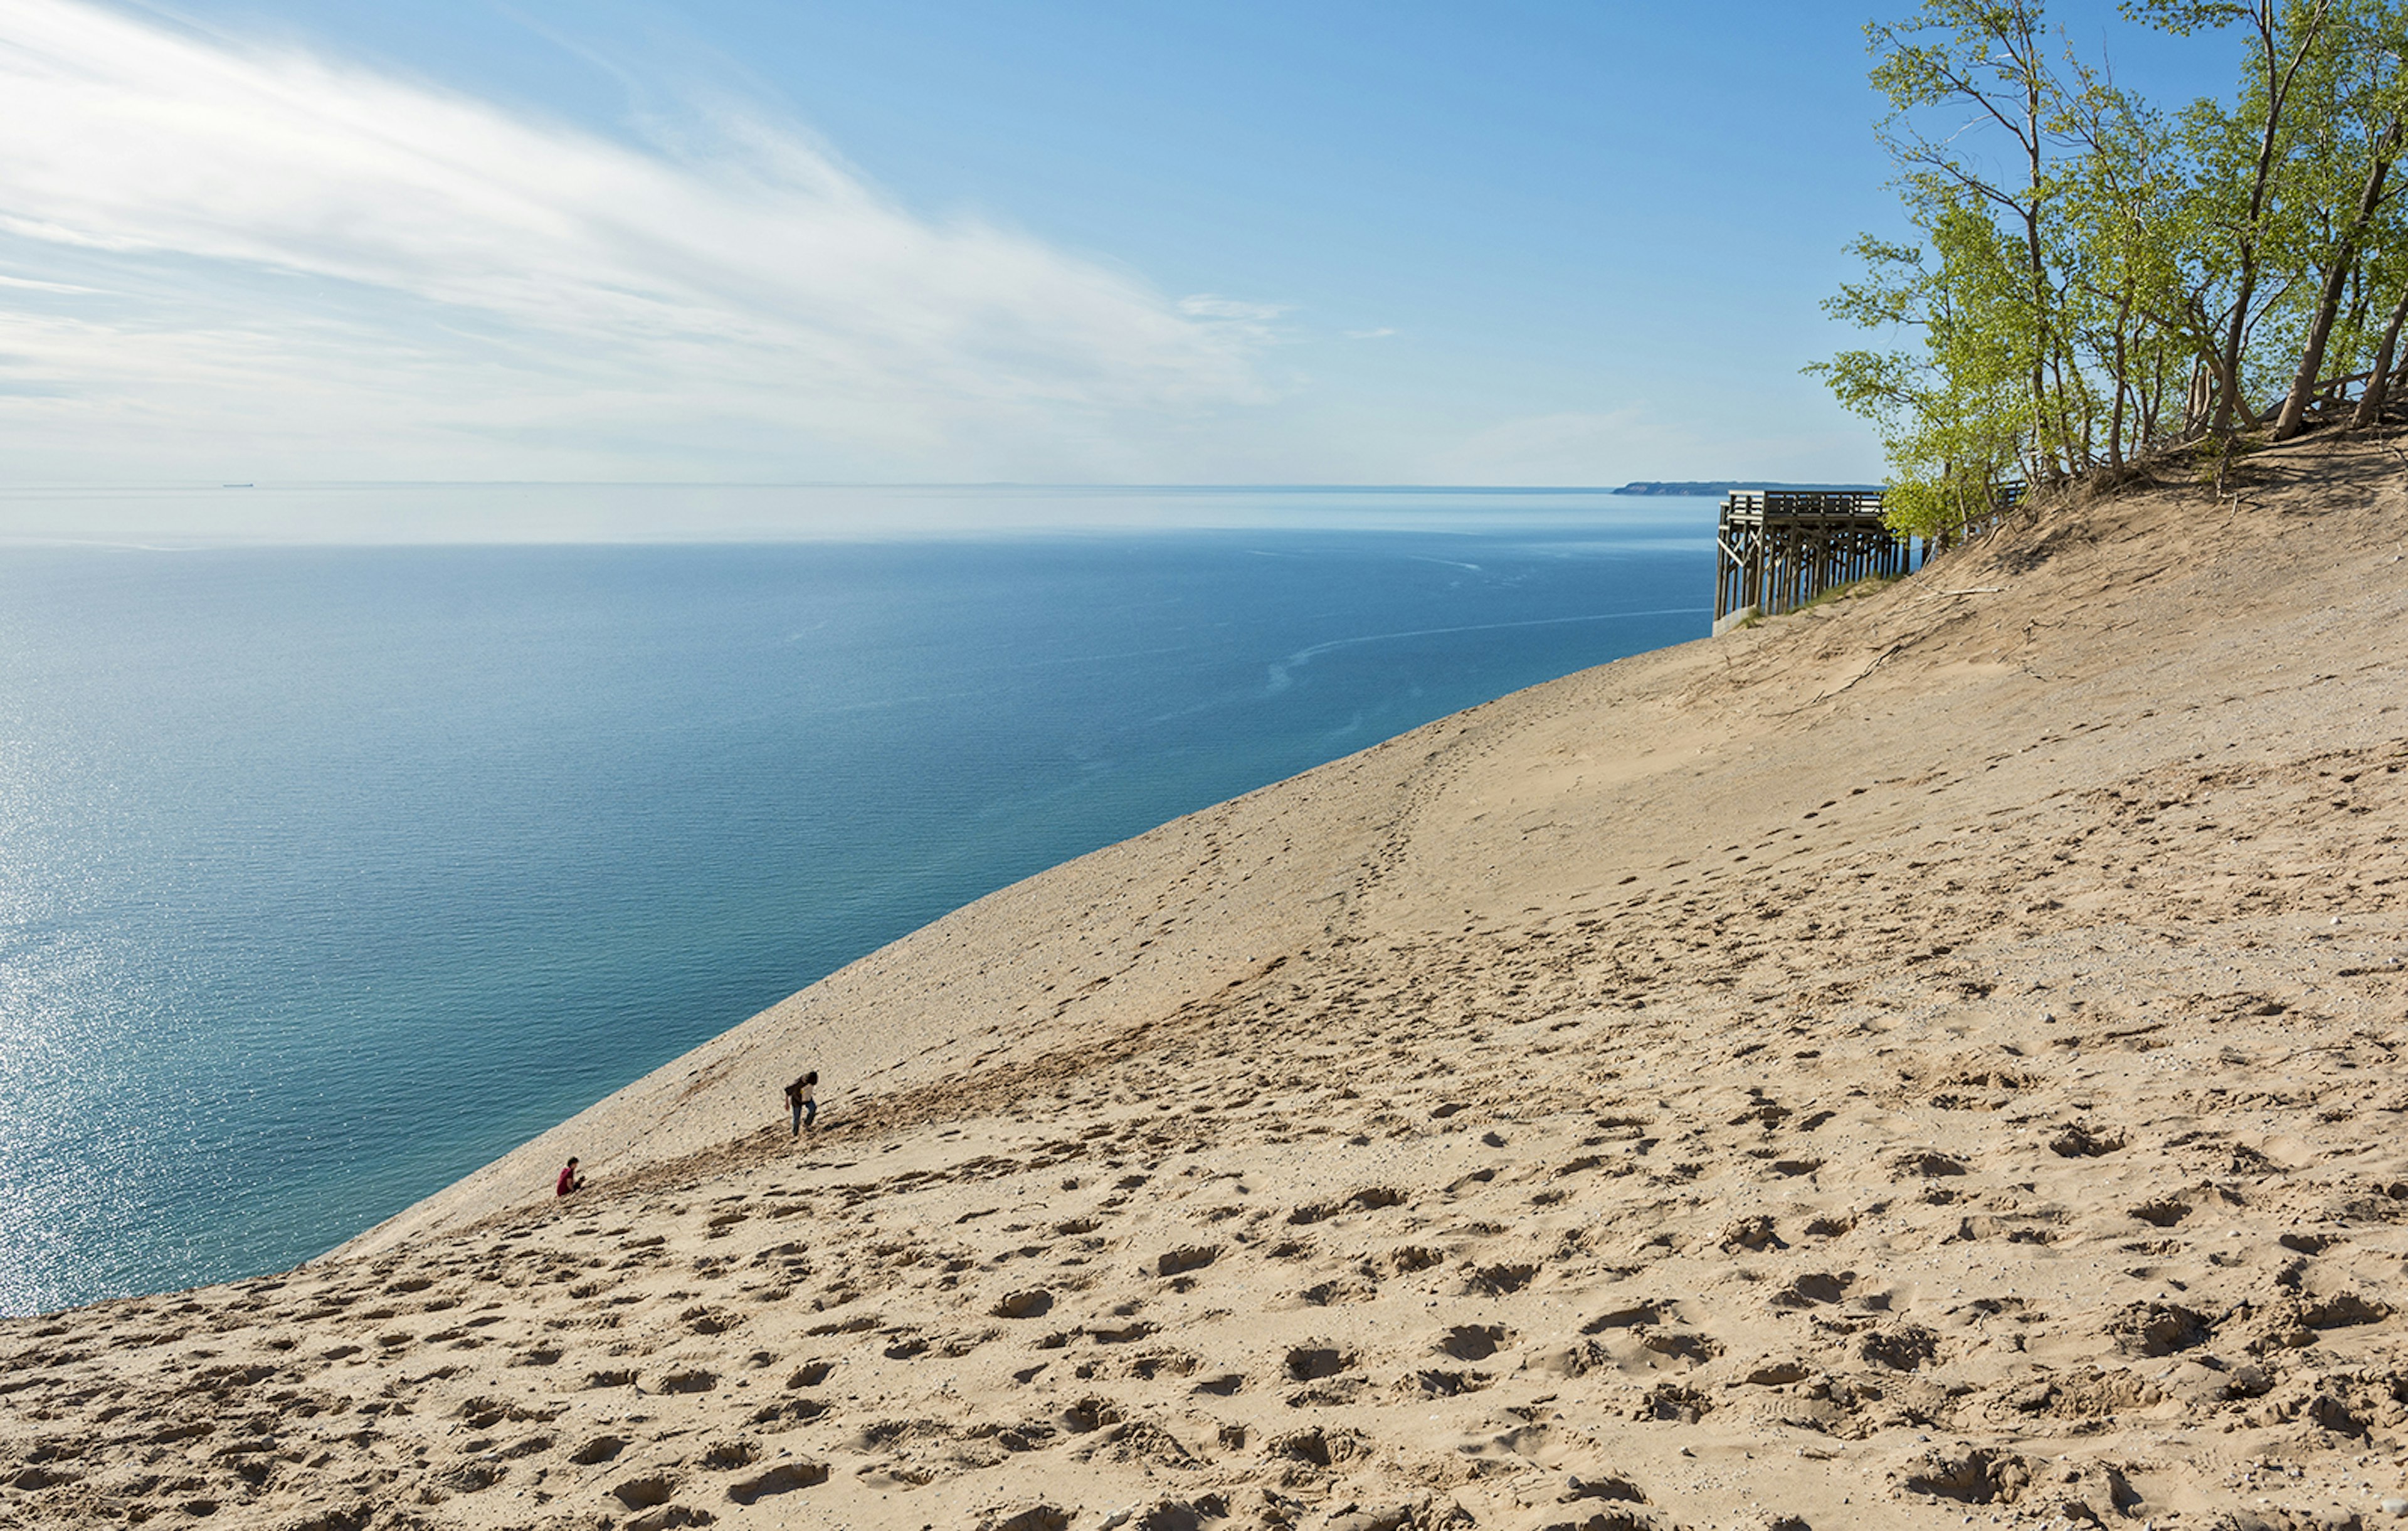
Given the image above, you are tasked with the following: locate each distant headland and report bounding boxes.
[1610,480,1882,496]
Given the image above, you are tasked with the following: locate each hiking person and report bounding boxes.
[785,1071,818,1136]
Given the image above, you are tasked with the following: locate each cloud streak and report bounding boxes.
[0,1,1278,480]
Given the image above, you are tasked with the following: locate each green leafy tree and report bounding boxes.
[2259,1,2408,438]
[1808,206,2033,539]
[1819,0,2408,516]
[1865,0,2073,482]
[2054,60,2194,462]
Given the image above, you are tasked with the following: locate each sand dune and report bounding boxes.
[9,438,2408,1530]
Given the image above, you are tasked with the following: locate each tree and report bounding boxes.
[2267,1,2408,437]
[2055,60,2193,465]
[2130,1,2338,437]
[1817,0,2408,515]
[1866,0,2074,482]
[1807,209,2034,539]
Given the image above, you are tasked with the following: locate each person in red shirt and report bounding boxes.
[556,1157,584,1198]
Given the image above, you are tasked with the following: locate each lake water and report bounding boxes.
[0,488,1714,1314]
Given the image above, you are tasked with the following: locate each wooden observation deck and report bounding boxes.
[1713,488,1914,635]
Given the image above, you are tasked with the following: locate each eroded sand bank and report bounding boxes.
[8,440,2408,1530]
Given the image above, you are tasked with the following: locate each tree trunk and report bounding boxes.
[2350,278,2408,428]
[2215,0,2333,437]
[2274,119,2401,441]
[2139,344,2164,447]
[2211,265,2258,438]
[2108,302,2130,469]
[2009,0,2054,481]
[2209,347,2249,440]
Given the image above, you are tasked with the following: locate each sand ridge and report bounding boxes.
[8,438,2408,1529]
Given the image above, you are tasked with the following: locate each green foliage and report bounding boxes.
[1817,0,2408,511]
[1803,201,2031,538]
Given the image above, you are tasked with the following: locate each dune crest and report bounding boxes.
[9,440,2408,1529]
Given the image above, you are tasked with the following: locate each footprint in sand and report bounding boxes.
[1435,1324,1512,1362]
[1767,1271,1854,1308]
[1385,1245,1445,1274]
[1635,1325,1721,1365]
[2050,1123,2126,1157]
[1123,1350,1197,1380]
[993,1289,1055,1319]
[1285,1344,1357,1381]
[1889,1150,1968,1180]
[1460,1262,1538,1296]
[1268,1424,1369,1470]
[570,1436,628,1465]
[1301,1274,1381,1306]
[1582,1302,1667,1334]
[1399,1367,1493,1397]
[2128,1197,2192,1227]
[1060,1396,1121,1433]
[724,1461,828,1503]
[611,1474,677,1511]
[1151,1245,1218,1278]
[700,1441,757,1470]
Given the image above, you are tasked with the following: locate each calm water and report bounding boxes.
[0,492,1713,1314]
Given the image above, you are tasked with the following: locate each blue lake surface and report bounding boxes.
[0,490,1714,1314]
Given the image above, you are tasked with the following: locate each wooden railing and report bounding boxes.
[1714,489,1903,630]
[1712,483,2024,631]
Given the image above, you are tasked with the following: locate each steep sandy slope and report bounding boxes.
[7,438,2408,1531]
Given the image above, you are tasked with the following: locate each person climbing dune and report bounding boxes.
[785,1071,818,1136]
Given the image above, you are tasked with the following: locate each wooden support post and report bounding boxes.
[1714,487,1903,628]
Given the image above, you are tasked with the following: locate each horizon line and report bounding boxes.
[0,480,1807,495]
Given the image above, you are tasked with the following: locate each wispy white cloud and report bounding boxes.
[1344,326,1397,340]
[0,0,1283,480]
[0,272,99,295]
[1176,295,1287,322]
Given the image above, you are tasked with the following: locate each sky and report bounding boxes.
[0,0,2232,511]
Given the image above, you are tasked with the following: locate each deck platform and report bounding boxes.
[1713,488,1914,634]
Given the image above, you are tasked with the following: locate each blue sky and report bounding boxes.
[0,1,2221,497]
